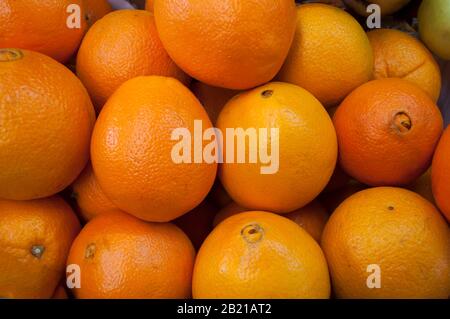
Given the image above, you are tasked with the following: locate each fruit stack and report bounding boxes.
[0,0,449,299]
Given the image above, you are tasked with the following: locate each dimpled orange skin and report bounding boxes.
[193,211,331,299]
[154,0,296,90]
[0,196,81,299]
[217,82,337,213]
[367,28,441,102]
[0,49,95,200]
[333,78,443,187]
[71,163,118,222]
[191,82,240,125]
[67,211,195,299]
[322,187,450,299]
[91,76,217,222]
[277,4,374,107]
[76,10,190,111]
[0,0,87,63]
[432,126,450,222]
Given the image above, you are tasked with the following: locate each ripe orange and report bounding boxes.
[322,187,450,298]
[0,49,95,200]
[71,163,118,222]
[83,0,113,27]
[91,76,217,222]
[333,78,443,186]
[193,211,331,298]
[277,3,373,107]
[432,126,450,222]
[214,201,328,243]
[0,0,87,63]
[217,82,337,213]
[367,28,441,102]
[344,0,411,16]
[0,196,81,299]
[77,9,190,111]
[145,0,154,12]
[408,169,435,205]
[174,200,217,250]
[284,201,329,243]
[191,82,239,125]
[67,211,195,299]
[154,0,296,89]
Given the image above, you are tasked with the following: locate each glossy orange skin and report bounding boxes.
[322,187,450,298]
[432,126,450,222]
[193,211,331,299]
[367,28,441,102]
[174,200,217,250]
[278,4,374,107]
[77,10,190,111]
[67,211,195,299]
[91,76,217,222]
[191,82,239,125]
[217,82,337,213]
[0,196,81,299]
[154,0,296,89]
[0,49,95,200]
[333,78,443,186]
[0,0,87,63]
[71,163,118,222]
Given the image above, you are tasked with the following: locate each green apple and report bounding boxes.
[419,0,450,60]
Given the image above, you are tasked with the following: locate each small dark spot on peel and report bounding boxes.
[261,90,273,98]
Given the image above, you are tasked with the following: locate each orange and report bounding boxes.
[367,28,441,102]
[76,9,189,111]
[191,82,239,125]
[0,196,81,299]
[214,201,329,243]
[217,82,337,213]
[322,187,450,298]
[408,168,435,205]
[174,200,217,250]
[333,78,443,186]
[0,49,95,200]
[83,0,113,27]
[0,0,87,63]
[145,0,154,12]
[344,0,411,16]
[154,0,296,89]
[432,126,450,222]
[192,211,331,298]
[71,163,118,222]
[277,4,373,107]
[91,76,217,222]
[284,201,329,243]
[67,211,195,299]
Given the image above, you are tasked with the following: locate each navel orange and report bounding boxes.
[0,196,80,299]
[67,211,195,299]
[333,78,443,186]
[154,0,296,89]
[0,48,95,200]
[91,76,217,222]
[322,187,450,298]
[193,211,331,298]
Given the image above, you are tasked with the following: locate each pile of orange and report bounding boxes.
[0,0,448,300]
